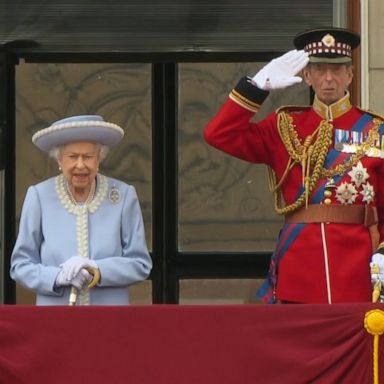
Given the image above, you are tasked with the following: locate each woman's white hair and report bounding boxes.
[49,144,110,162]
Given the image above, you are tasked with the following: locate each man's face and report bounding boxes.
[303,63,353,105]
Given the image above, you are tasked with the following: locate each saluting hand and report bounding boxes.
[251,49,309,91]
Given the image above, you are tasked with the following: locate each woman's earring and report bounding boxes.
[59,166,62,171]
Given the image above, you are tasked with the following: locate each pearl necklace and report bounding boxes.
[55,173,108,215]
[66,180,96,206]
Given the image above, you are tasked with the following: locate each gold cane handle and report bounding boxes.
[372,281,382,303]
[87,267,101,288]
[371,264,382,303]
[68,267,101,306]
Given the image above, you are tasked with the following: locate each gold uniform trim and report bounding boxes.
[229,90,261,112]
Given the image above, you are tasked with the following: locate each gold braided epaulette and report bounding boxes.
[356,107,384,122]
[275,105,312,114]
[376,242,384,252]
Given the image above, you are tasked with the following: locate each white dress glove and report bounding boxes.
[60,256,98,281]
[55,267,93,290]
[370,253,384,283]
[70,269,94,290]
[252,49,309,91]
[55,268,71,288]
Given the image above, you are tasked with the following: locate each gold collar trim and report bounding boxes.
[313,92,352,121]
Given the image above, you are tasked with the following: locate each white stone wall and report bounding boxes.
[367,0,384,114]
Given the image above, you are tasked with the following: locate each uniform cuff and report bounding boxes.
[229,76,269,112]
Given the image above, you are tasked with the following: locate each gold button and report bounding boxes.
[324,198,332,205]
[324,190,332,198]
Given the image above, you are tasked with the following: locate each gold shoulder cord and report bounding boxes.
[267,111,382,215]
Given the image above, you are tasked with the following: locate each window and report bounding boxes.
[1,0,349,304]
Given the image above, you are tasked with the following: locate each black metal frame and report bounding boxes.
[0,50,17,304]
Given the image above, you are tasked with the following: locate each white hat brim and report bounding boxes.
[32,117,124,152]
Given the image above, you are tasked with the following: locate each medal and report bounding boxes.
[360,182,375,203]
[336,182,357,204]
[348,161,369,187]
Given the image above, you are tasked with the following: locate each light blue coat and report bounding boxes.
[10,174,152,305]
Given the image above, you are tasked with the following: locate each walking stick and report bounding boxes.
[68,267,101,306]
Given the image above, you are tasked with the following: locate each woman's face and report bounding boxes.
[58,142,101,192]
[303,63,353,105]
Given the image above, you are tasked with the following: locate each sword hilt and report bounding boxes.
[371,264,382,303]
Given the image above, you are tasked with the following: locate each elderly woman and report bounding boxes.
[10,115,152,305]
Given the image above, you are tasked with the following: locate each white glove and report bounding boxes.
[55,268,71,288]
[60,256,98,281]
[70,269,93,290]
[370,253,384,283]
[252,49,309,91]
[55,265,94,290]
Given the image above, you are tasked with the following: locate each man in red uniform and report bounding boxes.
[204,27,384,304]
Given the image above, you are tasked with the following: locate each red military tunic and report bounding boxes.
[204,77,384,303]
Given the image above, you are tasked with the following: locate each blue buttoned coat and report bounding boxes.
[10,174,152,305]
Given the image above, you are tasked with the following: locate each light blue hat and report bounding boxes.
[32,115,125,152]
